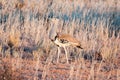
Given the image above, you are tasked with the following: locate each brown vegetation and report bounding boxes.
[0,0,119,80]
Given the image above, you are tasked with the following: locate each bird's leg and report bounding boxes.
[63,47,69,64]
[57,47,61,63]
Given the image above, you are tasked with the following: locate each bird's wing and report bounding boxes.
[59,34,80,43]
[59,39,69,44]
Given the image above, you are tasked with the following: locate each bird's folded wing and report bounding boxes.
[59,39,69,44]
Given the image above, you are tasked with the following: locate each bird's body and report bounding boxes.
[51,32,83,63]
[54,34,82,48]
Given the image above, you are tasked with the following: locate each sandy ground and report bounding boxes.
[0,52,120,80]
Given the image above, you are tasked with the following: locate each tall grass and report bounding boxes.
[0,0,119,79]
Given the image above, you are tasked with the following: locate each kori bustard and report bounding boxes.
[51,32,83,63]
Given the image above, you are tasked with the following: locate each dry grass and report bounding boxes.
[0,0,119,80]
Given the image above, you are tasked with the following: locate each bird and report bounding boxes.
[50,32,83,63]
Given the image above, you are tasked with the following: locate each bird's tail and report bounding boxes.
[76,45,83,49]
